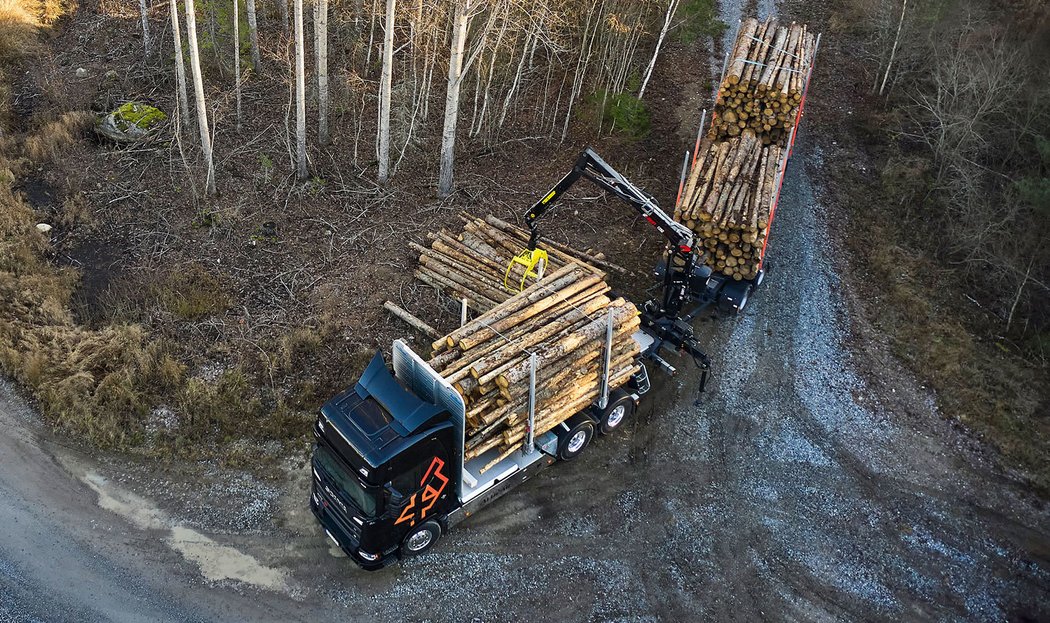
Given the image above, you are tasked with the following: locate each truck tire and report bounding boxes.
[594,389,635,435]
[754,268,765,288]
[557,414,594,461]
[717,280,751,315]
[400,520,442,557]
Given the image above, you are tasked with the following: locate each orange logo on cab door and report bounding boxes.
[394,457,449,527]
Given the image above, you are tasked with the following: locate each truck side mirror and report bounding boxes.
[384,483,405,508]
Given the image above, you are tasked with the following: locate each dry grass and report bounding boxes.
[24,110,93,162]
[154,264,231,320]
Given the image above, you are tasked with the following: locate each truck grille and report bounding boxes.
[315,481,362,542]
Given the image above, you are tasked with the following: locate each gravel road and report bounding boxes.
[2,131,1047,623]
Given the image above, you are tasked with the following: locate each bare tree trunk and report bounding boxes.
[498,28,531,128]
[437,2,470,198]
[234,0,242,133]
[473,10,507,138]
[315,0,329,144]
[294,0,308,179]
[377,0,396,183]
[184,0,216,195]
[139,0,152,55]
[437,1,498,197]
[246,0,261,72]
[170,0,191,130]
[879,0,907,96]
[279,0,289,36]
[638,0,677,99]
[366,0,378,67]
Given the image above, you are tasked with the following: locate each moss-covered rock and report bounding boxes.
[96,102,167,143]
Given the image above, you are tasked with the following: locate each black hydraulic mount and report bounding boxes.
[525,148,716,389]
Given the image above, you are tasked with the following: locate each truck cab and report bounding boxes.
[310,349,460,569]
[311,339,649,570]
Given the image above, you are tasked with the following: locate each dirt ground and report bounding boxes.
[2,0,1049,621]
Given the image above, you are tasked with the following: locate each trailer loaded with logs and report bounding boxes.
[309,18,819,570]
[674,17,820,288]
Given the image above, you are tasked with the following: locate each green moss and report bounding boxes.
[113,103,166,132]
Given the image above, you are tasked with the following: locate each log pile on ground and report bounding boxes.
[425,262,641,473]
[413,214,627,314]
[709,18,814,146]
[674,130,781,281]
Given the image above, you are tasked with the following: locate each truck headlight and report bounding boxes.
[358,550,380,562]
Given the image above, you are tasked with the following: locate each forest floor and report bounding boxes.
[1,0,1048,620]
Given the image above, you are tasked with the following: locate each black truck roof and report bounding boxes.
[320,352,446,469]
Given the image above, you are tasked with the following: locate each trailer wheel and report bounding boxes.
[717,281,751,315]
[557,414,594,461]
[754,269,765,288]
[595,389,635,435]
[400,520,442,557]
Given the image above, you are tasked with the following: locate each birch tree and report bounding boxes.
[638,0,678,100]
[878,0,907,95]
[184,0,216,195]
[377,0,396,183]
[437,0,497,198]
[246,0,261,73]
[234,0,242,133]
[294,0,308,179]
[139,0,152,55]
[169,0,190,129]
[315,0,330,145]
[279,0,290,35]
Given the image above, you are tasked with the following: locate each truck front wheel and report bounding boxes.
[557,414,594,461]
[595,389,635,435]
[401,520,442,557]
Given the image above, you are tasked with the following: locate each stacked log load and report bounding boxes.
[413,214,626,314]
[708,18,815,147]
[674,130,781,281]
[423,262,641,474]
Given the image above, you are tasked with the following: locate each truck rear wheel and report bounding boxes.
[557,414,594,461]
[401,520,442,557]
[595,389,635,435]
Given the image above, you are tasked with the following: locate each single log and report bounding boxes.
[383,301,438,338]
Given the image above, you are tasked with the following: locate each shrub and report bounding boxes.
[677,0,727,43]
[588,90,651,139]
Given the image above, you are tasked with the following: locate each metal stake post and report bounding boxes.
[692,109,707,167]
[460,298,468,327]
[525,352,537,455]
[598,308,613,409]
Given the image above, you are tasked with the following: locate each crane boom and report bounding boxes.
[520,147,722,386]
[525,148,696,255]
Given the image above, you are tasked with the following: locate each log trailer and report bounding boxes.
[310,21,819,571]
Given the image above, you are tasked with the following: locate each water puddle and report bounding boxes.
[74,462,291,594]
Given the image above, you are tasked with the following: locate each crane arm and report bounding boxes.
[524,148,695,255]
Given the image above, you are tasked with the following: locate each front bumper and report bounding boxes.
[310,496,398,571]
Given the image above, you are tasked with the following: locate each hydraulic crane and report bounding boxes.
[519,148,755,385]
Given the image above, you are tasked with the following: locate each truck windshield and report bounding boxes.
[315,445,378,517]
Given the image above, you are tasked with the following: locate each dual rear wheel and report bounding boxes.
[555,389,636,461]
